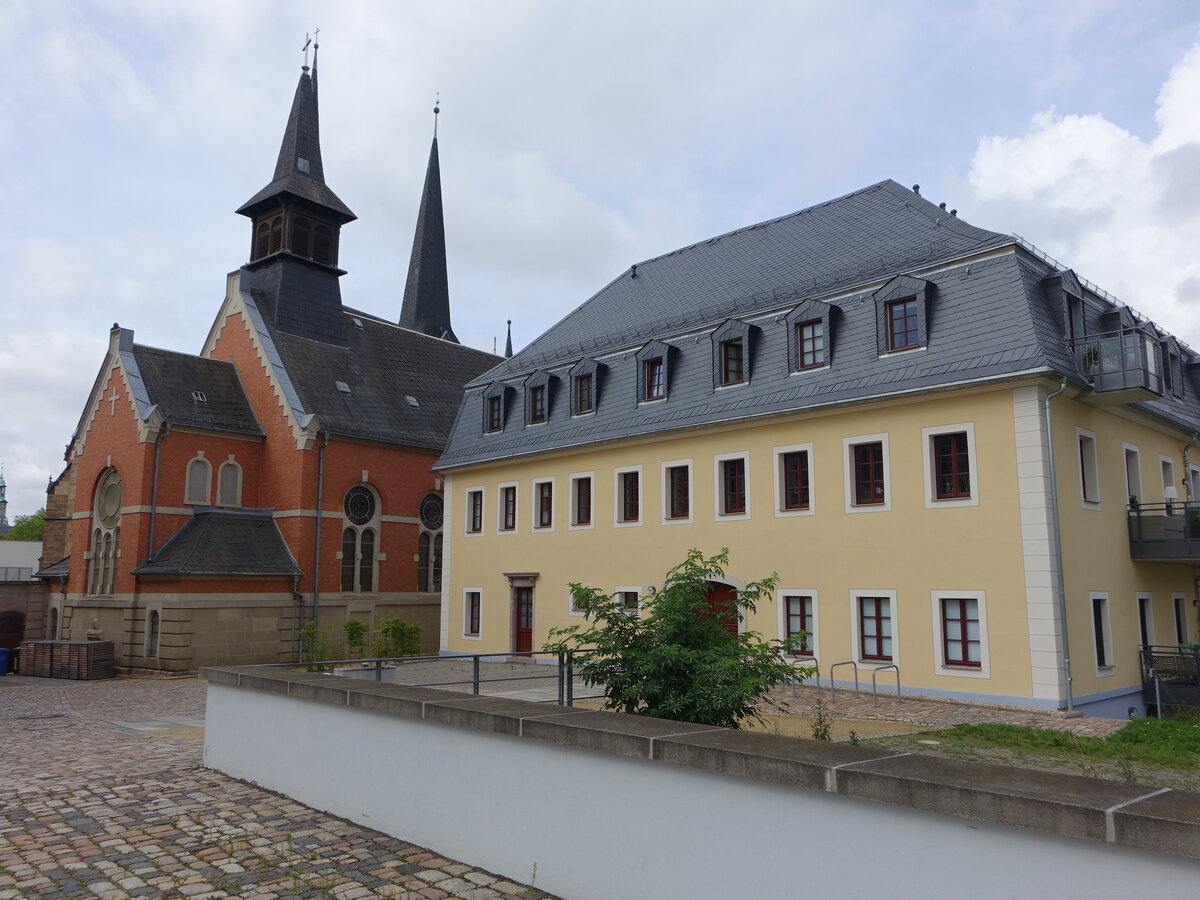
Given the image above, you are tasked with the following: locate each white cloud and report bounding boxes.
[954,35,1200,346]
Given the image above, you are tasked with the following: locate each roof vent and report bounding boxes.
[352,318,364,329]
[191,391,207,403]
[335,381,351,394]
[939,202,946,210]
[950,209,958,217]
[405,395,420,408]
[912,184,920,195]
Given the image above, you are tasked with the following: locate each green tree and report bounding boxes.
[544,548,815,729]
[4,509,45,541]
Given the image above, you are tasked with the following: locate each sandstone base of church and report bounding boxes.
[46,592,441,673]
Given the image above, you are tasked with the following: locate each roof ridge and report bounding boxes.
[340,307,501,358]
[133,343,236,368]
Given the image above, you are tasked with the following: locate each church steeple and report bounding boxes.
[236,46,355,345]
[0,464,9,529]
[399,101,458,343]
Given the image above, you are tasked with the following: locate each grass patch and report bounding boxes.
[929,718,1200,771]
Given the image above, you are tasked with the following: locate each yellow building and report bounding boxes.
[435,180,1199,718]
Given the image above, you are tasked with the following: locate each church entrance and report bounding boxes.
[702,582,739,636]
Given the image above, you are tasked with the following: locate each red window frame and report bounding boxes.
[798,320,825,369]
[644,358,665,401]
[537,482,553,527]
[859,596,892,661]
[574,476,592,525]
[466,591,481,635]
[785,595,813,654]
[529,385,546,424]
[782,451,809,510]
[620,472,640,522]
[853,442,885,505]
[486,395,503,432]
[887,298,920,351]
[721,458,746,514]
[933,432,971,499]
[501,486,516,531]
[940,597,980,667]
[575,373,593,414]
[720,339,745,385]
[668,466,690,519]
[468,490,483,533]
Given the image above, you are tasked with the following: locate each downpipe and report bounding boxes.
[310,430,329,635]
[1044,378,1073,711]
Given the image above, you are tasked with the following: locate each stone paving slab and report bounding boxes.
[0,675,556,900]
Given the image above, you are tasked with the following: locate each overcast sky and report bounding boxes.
[3,0,1200,518]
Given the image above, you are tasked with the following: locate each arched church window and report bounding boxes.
[255,221,271,260]
[217,460,242,507]
[48,607,59,640]
[185,456,211,505]
[432,533,443,593]
[416,493,444,592]
[88,469,121,596]
[269,216,283,254]
[340,485,380,593]
[417,532,430,592]
[293,217,312,258]
[313,225,333,265]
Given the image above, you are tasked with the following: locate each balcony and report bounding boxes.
[1073,329,1163,406]
[1141,644,1200,712]
[1128,502,1200,563]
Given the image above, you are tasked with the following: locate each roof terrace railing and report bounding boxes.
[1071,328,1164,398]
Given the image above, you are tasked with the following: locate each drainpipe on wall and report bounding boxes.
[292,574,304,663]
[145,423,170,561]
[1044,378,1073,711]
[310,430,329,632]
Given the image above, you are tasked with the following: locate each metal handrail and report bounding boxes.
[789,655,818,695]
[828,661,859,702]
[871,664,902,706]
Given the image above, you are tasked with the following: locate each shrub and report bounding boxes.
[544,548,814,729]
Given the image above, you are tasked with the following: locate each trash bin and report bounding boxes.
[0,648,11,676]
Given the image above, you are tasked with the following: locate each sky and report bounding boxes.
[3,0,1200,518]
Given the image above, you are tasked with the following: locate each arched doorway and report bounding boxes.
[0,610,25,649]
[702,582,740,636]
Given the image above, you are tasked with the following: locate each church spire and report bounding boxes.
[399,100,458,343]
[0,463,8,529]
[505,321,513,358]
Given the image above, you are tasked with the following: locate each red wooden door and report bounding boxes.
[703,583,739,635]
[513,587,534,653]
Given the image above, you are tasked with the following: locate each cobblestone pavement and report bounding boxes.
[0,675,555,900]
[763,680,1128,738]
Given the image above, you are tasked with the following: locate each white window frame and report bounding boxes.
[843,433,892,513]
[921,423,979,509]
[849,589,899,668]
[772,442,815,518]
[1090,591,1115,676]
[463,487,485,537]
[614,465,643,528]
[1136,592,1155,648]
[776,588,819,661]
[462,588,483,640]
[713,451,751,521]
[496,481,519,534]
[661,458,694,525]
[531,477,556,532]
[614,585,642,616]
[1189,464,1200,504]
[1123,443,1142,505]
[1077,428,1101,510]
[569,586,587,617]
[930,590,990,678]
[184,452,212,506]
[568,471,595,531]
[1160,455,1178,505]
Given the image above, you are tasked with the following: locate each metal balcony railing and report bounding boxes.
[1127,502,1200,563]
[1072,329,1163,404]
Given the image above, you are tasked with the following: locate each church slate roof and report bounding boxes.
[131,345,264,436]
[132,508,300,577]
[436,179,1200,472]
[264,305,501,451]
[399,136,458,342]
[35,556,70,578]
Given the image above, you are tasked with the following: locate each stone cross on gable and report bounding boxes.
[108,388,120,416]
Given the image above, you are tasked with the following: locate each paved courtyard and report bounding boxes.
[0,675,555,900]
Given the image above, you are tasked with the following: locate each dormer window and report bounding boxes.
[575,374,593,413]
[191,391,207,403]
[569,358,602,415]
[720,339,744,385]
[523,371,554,425]
[530,385,546,423]
[644,358,665,400]
[483,382,511,433]
[798,321,824,369]
[887,298,920,351]
[786,299,836,372]
[487,396,502,432]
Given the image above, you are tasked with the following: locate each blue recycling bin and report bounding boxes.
[0,648,11,676]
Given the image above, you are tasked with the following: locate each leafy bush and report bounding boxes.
[544,548,814,729]
[374,617,422,658]
[343,619,369,655]
[300,616,422,670]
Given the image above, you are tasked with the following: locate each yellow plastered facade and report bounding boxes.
[442,376,1198,711]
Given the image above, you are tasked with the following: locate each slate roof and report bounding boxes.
[35,556,69,578]
[132,508,300,577]
[436,179,1200,471]
[237,68,355,222]
[263,304,501,450]
[399,137,458,342]
[131,345,263,436]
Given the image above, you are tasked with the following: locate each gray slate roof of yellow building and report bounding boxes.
[436,179,1200,471]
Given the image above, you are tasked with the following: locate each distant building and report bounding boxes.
[38,57,500,672]
[436,180,1200,718]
